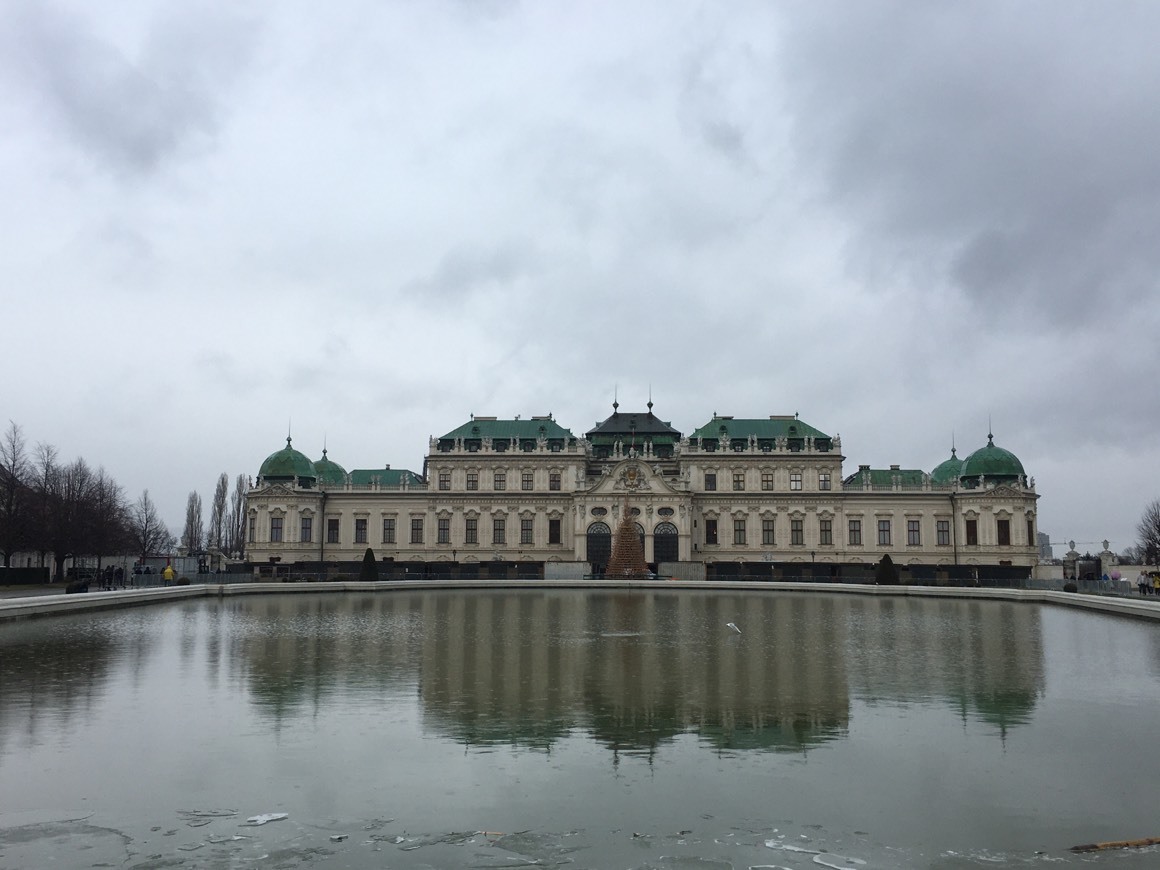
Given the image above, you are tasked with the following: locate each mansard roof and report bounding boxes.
[439,415,575,443]
[585,407,681,441]
[346,467,423,487]
[843,467,928,488]
[689,414,831,442]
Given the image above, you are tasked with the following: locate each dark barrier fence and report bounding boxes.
[0,566,52,584]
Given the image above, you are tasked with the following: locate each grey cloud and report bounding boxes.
[408,242,542,303]
[777,1,1160,324]
[3,3,255,176]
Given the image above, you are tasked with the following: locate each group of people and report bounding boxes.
[1137,572,1159,596]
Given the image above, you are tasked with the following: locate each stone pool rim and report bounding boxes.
[2,579,1159,623]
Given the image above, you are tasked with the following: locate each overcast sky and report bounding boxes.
[2,1,1158,556]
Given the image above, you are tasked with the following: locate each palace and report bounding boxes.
[245,402,1039,581]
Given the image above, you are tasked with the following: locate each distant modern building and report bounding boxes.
[1037,531,1053,562]
[245,402,1040,581]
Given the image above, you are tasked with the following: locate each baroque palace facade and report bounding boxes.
[245,403,1039,581]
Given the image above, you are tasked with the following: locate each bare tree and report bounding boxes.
[127,490,175,563]
[46,458,96,581]
[89,468,129,569]
[181,491,204,552]
[225,473,248,558]
[30,442,59,568]
[0,421,30,567]
[207,473,228,551]
[1137,499,1160,565]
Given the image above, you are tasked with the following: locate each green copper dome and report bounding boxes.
[930,447,963,485]
[258,436,317,484]
[314,448,347,486]
[960,435,1025,482]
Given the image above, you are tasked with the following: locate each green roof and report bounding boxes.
[690,415,831,441]
[313,449,348,486]
[843,467,927,488]
[439,416,575,443]
[347,468,423,487]
[960,435,1025,481]
[258,437,316,483]
[930,448,963,485]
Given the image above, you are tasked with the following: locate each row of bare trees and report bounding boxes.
[179,472,248,557]
[1,421,250,580]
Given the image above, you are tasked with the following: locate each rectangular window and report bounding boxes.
[548,518,562,545]
[705,472,717,491]
[733,518,746,545]
[761,471,774,491]
[878,519,892,546]
[819,472,831,491]
[819,519,832,545]
[762,519,775,546]
[493,518,506,545]
[437,518,450,544]
[465,518,478,544]
[410,518,423,545]
[270,516,283,543]
[438,471,450,491]
[966,519,978,546]
[327,518,339,544]
[705,519,718,545]
[790,473,802,491]
[300,516,312,544]
[521,518,534,545]
[1026,518,1034,546]
[248,516,256,543]
[494,472,506,491]
[354,518,367,544]
[521,472,534,491]
[907,519,920,546]
[382,518,396,544]
[937,520,950,546]
[997,519,1011,546]
[549,472,561,491]
[791,519,804,546]
[466,472,479,491]
[732,472,745,491]
[848,519,862,546]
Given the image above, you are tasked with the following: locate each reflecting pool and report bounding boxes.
[2,589,1159,869]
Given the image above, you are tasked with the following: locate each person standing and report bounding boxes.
[1140,571,1150,596]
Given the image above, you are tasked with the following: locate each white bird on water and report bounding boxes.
[725,622,741,634]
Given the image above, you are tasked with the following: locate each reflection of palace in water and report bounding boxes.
[226,591,1047,753]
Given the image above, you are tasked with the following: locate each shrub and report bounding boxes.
[1063,582,1078,593]
[176,576,191,586]
[359,547,379,582]
[874,554,900,585]
[65,579,90,594]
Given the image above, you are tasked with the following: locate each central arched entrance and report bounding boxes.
[653,521,678,563]
[586,522,611,576]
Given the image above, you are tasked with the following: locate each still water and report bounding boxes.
[1,589,1159,869]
